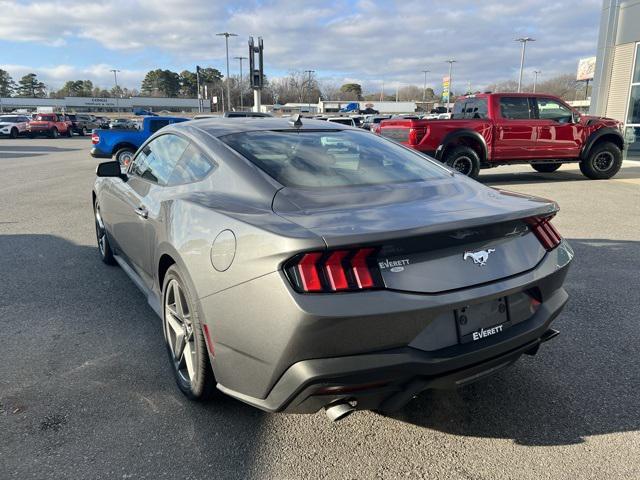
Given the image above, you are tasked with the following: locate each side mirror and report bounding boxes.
[572,112,581,124]
[96,161,126,179]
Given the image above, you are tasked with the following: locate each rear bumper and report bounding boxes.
[90,147,111,159]
[217,287,568,413]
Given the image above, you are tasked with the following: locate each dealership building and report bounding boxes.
[0,96,208,113]
[591,0,640,158]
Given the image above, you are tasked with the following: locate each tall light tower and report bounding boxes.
[516,37,535,93]
[533,70,542,93]
[110,69,121,111]
[234,56,248,111]
[217,32,238,111]
[304,69,315,113]
[422,69,430,104]
[445,59,456,107]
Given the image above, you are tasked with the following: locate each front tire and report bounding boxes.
[443,146,481,179]
[162,266,216,400]
[580,142,623,179]
[94,199,116,265]
[50,128,59,139]
[9,128,18,139]
[531,163,561,173]
[114,147,135,168]
[80,127,87,136]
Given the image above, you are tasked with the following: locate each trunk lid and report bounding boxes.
[273,178,555,293]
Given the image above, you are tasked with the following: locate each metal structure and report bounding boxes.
[234,56,248,111]
[196,65,202,112]
[110,69,121,111]
[516,37,535,93]
[445,59,456,107]
[422,69,430,103]
[533,70,541,93]
[217,32,238,111]
[249,37,264,112]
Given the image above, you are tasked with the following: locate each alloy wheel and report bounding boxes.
[450,156,474,176]
[164,280,196,384]
[94,204,106,256]
[593,151,615,172]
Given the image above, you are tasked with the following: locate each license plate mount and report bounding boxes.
[456,297,511,344]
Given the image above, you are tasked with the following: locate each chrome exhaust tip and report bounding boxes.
[324,401,356,422]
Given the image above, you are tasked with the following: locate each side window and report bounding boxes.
[130,134,189,185]
[499,97,531,120]
[168,144,215,185]
[536,98,573,123]
[149,119,171,133]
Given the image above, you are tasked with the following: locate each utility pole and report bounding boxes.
[422,69,430,104]
[533,70,541,93]
[304,70,315,114]
[234,56,248,111]
[516,37,535,93]
[380,80,384,102]
[110,69,121,112]
[445,59,456,108]
[217,32,237,111]
[196,65,202,112]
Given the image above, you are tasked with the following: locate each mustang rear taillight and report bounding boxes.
[526,216,562,251]
[91,133,99,145]
[285,248,383,293]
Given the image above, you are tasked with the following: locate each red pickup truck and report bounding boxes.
[379,93,625,180]
[27,113,73,138]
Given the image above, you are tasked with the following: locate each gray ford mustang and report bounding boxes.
[92,117,573,421]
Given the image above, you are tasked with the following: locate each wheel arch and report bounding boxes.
[580,127,624,161]
[437,130,488,163]
[112,142,138,156]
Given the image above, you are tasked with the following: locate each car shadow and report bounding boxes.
[0,233,266,479]
[380,238,640,446]
[0,145,81,153]
[479,165,640,186]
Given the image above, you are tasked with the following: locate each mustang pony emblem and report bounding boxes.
[463,249,495,266]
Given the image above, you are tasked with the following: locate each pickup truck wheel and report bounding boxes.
[9,128,18,139]
[50,128,59,139]
[115,148,135,168]
[531,163,561,173]
[580,142,622,180]
[444,146,480,179]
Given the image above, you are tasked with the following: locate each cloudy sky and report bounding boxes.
[0,0,602,94]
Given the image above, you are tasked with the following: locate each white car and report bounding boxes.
[0,115,31,138]
[326,117,356,127]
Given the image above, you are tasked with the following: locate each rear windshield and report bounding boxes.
[220,130,449,188]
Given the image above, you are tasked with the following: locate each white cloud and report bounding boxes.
[0,0,603,91]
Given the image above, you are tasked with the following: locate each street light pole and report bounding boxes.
[304,69,315,113]
[422,69,430,104]
[110,69,121,112]
[516,37,535,93]
[533,70,541,93]
[445,59,456,108]
[217,32,238,111]
[234,56,248,111]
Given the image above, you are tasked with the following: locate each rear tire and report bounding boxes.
[162,265,216,401]
[531,163,561,173]
[9,128,18,139]
[443,146,481,179]
[580,141,622,179]
[114,147,135,168]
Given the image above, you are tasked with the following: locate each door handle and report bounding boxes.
[134,207,148,219]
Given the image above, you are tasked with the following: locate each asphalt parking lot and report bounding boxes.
[1,136,639,480]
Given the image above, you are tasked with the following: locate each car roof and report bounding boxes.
[177,117,353,137]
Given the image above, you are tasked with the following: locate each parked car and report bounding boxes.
[109,118,138,130]
[362,115,391,131]
[378,93,625,180]
[326,117,356,126]
[68,114,101,136]
[26,113,73,138]
[222,111,273,118]
[94,116,111,129]
[91,116,188,166]
[0,114,31,138]
[92,117,572,421]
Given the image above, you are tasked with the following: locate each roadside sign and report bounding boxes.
[577,57,596,81]
[442,76,451,102]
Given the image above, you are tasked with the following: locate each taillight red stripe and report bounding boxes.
[324,250,349,291]
[297,252,323,292]
[526,216,562,251]
[351,248,375,289]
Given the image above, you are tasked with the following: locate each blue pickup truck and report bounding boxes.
[90,116,188,166]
